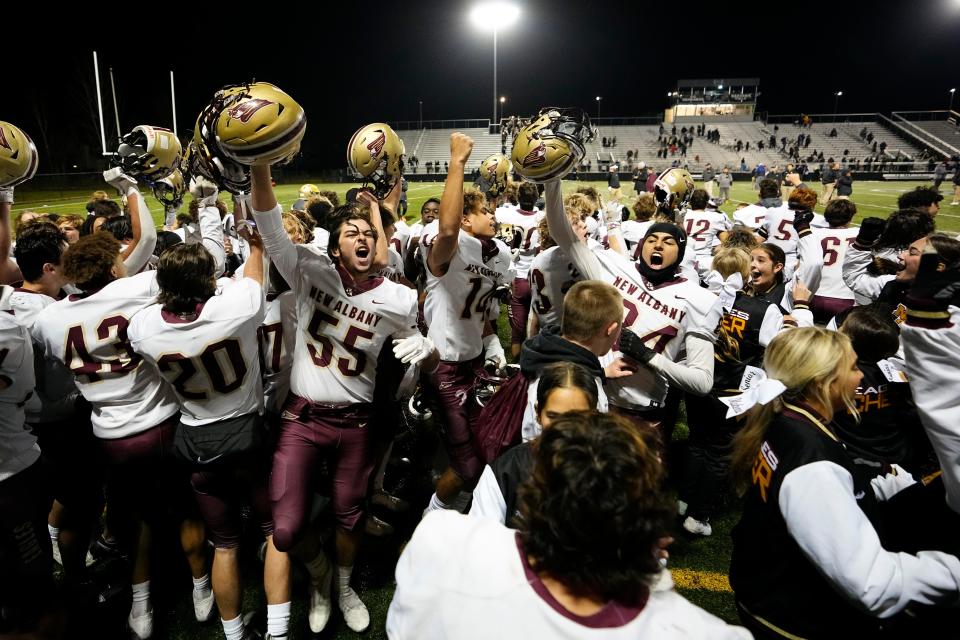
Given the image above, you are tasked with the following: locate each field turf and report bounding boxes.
[17,177,957,638]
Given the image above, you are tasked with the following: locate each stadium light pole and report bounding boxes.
[499,96,506,123]
[834,91,843,116]
[470,3,520,125]
[596,96,602,121]
[950,88,956,113]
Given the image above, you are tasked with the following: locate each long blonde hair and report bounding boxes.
[730,328,859,494]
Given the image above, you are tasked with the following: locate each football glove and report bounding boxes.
[103,167,137,194]
[855,217,886,249]
[392,334,436,366]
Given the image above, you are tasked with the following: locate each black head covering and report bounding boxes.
[636,222,686,285]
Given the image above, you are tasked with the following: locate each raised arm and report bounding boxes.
[427,133,473,278]
[543,179,603,281]
[842,217,891,303]
[356,190,389,270]
[250,165,297,287]
[105,168,157,273]
[0,188,22,284]
[189,176,226,277]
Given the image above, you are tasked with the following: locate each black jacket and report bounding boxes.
[519,325,605,381]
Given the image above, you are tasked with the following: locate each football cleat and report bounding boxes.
[511,108,594,182]
[0,121,39,188]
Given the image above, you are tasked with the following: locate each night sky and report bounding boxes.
[11,0,959,173]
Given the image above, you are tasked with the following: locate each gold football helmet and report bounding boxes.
[347,122,405,198]
[152,169,186,209]
[214,82,306,166]
[475,153,512,197]
[0,121,39,188]
[299,183,320,200]
[115,125,182,181]
[511,108,594,182]
[653,168,696,212]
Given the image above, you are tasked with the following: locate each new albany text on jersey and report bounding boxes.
[611,276,688,322]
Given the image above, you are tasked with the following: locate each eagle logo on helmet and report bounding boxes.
[0,128,9,151]
[227,99,276,124]
[366,131,386,159]
[522,140,547,168]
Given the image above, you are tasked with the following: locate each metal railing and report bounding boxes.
[391,119,491,131]
[892,110,960,122]
[886,113,959,157]
[764,113,880,125]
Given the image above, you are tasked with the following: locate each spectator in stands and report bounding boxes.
[740,158,748,172]
[829,128,838,138]
[769,134,776,148]
[879,141,887,155]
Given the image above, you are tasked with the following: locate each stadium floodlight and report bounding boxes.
[470,3,520,125]
[834,91,843,115]
[596,96,602,120]
[951,88,957,112]
[499,96,506,121]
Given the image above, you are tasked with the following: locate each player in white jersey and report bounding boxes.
[497,182,543,359]
[0,285,57,635]
[621,193,657,252]
[757,185,828,274]
[389,412,751,640]
[260,265,296,416]
[681,189,732,277]
[250,163,433,633]
[128,238,291,640]
[545,178,722,444]
[811,199,859,323]
[9,221,102,583]
[32,218,211,638]
[421,133,512,515]
[529,210,586,331]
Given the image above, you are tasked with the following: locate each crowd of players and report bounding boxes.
[2,89,960,639]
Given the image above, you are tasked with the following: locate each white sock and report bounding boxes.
[425,492,452,513]
[338,565,362,605]
[48,524,59,542]
[304,552,329,581]
[192,573,212,598]
[266,602,290,638]
[221,614,244,640]
[131,580,151,617]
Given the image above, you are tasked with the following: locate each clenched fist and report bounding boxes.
[450,132,474,166]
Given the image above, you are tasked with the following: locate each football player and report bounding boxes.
[31,212,211,638]
[681,189,732,278]
[128,237,291,640]
[496,181,543,358]
[0,284,57,637]
[546,175,722,447]
[250,158,434,633]
[420,133,511,515]
[811,199,859,323]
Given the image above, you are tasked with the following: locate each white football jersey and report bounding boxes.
[10,288,79,424]
[593,249,719,409]
[32,272,179,439]
[310,227,330,253]
[424,233,511,362]
[760,206,830,269]
[128,278,266,426]
[291,252,419,404]
[732,204,768,230]
[0,305,41,481]
[682,209,732,256]
[529,245,582,329]
[813,226,859,300]
[252,204,421,405]
[259,289,296,414]
[391,219,412,263]
[622,219,653,249]
[375,247,405,284]
[495,207,543,278]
